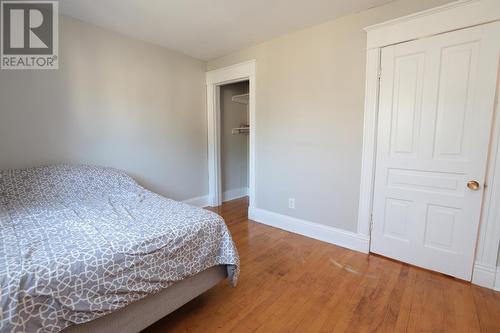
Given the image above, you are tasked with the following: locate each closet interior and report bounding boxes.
[220,80,249,202]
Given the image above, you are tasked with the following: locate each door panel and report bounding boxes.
[433,42,479,161]
[390,53,424,157]
[371,22,500,280]
[383,198,412,241]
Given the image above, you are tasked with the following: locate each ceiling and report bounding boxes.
[60,0,392,61]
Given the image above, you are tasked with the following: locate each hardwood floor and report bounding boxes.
[143,197,500,333]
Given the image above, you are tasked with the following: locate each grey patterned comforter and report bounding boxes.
[0,165,239,333]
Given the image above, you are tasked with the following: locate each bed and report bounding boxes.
[0,165,239,333]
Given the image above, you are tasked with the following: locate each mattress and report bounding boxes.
[0,165,239,333]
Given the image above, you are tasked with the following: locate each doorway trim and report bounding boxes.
[206,60,256,208]
[357,0,500,288]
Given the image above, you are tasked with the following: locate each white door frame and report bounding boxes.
[358,0,500,288]
[206,60,256,208]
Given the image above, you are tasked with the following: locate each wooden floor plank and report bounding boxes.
[143,197,500,333]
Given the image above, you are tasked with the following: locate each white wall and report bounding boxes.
[0,16,207,201]
[207,0,453,232]
[220,81,249,196]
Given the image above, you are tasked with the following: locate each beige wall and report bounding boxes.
[0,16,207,201]
[220,81,249,194]
[207,0,453,232]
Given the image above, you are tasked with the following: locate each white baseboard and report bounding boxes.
[472,262,499,289]
[183,189,248,207]
[248,207,370,254]
[495,267,500,292]
[182,195,209,207]
[222,187,249,202]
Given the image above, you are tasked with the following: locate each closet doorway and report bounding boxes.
[206,60,256,208]
[220,81,249,203]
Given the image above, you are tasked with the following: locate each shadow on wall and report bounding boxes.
[0,16,207,201]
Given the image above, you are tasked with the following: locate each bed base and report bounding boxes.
[62,265,227,333]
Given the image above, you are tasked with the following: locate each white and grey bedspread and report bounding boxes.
[0,165,239,333]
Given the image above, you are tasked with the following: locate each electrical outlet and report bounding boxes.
[288,198,295,209]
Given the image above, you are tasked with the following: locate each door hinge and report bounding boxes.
[369,214,374,232]
[377,69,382,79]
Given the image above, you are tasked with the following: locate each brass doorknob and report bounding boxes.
[467,180,480,190]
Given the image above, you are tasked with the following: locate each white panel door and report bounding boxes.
[371,22,500,280]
